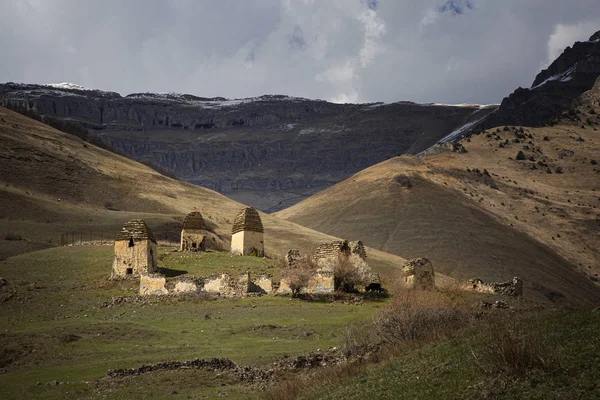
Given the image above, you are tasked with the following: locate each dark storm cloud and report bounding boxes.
[439,0,474,15]
[0,0,598,104]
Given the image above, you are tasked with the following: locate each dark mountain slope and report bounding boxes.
[0,84,495,211]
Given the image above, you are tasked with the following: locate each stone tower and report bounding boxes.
[112,219,158,278]
[180,211,207,251]
[231,206,264,256]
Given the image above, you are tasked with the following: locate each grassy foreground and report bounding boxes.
[267,296,600,400]
[0,245,384,399]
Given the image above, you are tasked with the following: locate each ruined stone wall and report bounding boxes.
[140,274,167,295]
[204,272,259,297]
[180,229,207,252]
[348,241,367,260]
[401,258,435,290]
[231,230,264,256]
[253,275,273,294]
[468,277,523,296]
[314,241,348,266]
[112,239,158,278]
[307,270,334,294]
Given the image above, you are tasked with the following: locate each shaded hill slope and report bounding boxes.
[0,106,409,280]
[276,83,600,305]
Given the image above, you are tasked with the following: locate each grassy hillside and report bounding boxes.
[0,245,386,399]
[0,106,408,280]
[274,305,600,400]
[275,89,600,305]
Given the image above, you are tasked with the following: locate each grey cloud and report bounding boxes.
[0,0,598,104]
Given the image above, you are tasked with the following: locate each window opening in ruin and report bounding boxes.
[192,242,197,248]
[126,268,133,275]
[128,237,134,247]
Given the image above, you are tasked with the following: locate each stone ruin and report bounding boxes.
[401,258,435,290]
[468,277,523,296]
[279,240,378,295]
[180,211,208,252]
[139,272,275,297]
[140,274,168,296]
[112,219,158,278]
[231,206,264,257]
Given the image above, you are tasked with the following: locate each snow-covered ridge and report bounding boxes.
[46,82,93,91]
[430,103,499,109]
[530,65,576,90]
[123,93,315,109]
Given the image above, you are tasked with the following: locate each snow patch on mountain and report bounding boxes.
[431,103,499,109]
[46,82,93,91]
[531,66,576,90]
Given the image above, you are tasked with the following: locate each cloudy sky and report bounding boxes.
[1,0,599,104]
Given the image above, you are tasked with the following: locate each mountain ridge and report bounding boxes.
[0,82,497,212]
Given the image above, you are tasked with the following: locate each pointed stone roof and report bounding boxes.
[182,211,207,230]
[115,219,156,243]
[231,207,263,234]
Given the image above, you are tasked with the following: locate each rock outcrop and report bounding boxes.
[477,30,600,130]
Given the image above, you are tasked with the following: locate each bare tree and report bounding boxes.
[282,255,317,297]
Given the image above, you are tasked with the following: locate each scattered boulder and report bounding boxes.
[558,149,574,158]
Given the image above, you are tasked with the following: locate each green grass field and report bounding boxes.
[297,308,600,399]
[0,246,384,399]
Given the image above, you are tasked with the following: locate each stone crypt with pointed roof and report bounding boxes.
[112,219,158,278]
[230,206,264,256]
[180,211,208,252]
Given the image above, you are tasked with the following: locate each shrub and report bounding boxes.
[592,160,598,165]
[4,233,22,241]
[515,151,526,161]
[555,166,563,174]
[472,319,561,376]
[374,290,464,344]
[543,136,550,141]
[333,254,365,293]
[281,256,317,297]
[393,174,412,188]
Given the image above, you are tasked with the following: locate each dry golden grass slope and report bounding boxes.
[0,106,410,282]
[276,84,600,305]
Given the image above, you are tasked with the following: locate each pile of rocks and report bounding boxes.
[103,347,348,388]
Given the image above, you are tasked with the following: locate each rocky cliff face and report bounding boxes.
[0,83,494,211]
[478,30,600,129]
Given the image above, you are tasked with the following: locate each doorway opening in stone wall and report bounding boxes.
[126,268,133,275]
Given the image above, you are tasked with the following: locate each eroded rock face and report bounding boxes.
[401,258,435,290]
[0,83,493,211]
